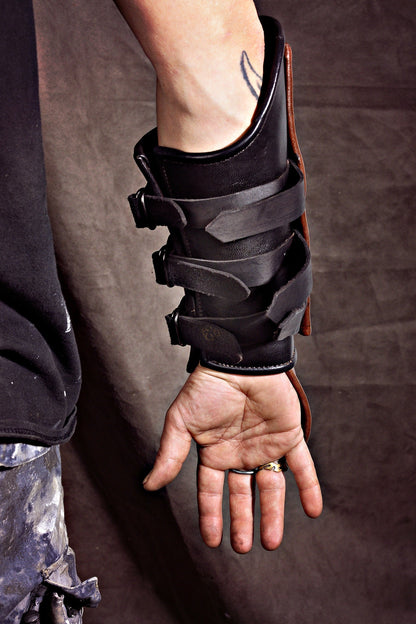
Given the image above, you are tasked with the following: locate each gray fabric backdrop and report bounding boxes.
[33,0,415,622]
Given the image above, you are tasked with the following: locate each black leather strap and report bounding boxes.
[154,249,250,301]
[153,233,295,298]
[133,161,304,241]
[128,188,187,230]
[163,235,311,355]
[166,306,297,370]
[166,308,243,363]
[205,162,304,242]
[132,163,289,230]
[266,236,312,325]
[170,165,290,229]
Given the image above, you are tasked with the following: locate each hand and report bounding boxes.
[143,365,322,553]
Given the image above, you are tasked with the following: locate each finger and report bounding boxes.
[286,442,323,517]
[228,471,255,554]
[143,414,192,490]
[256,467,286,550]
[198,465,225,548]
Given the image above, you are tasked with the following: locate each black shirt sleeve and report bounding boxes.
[0,0,81,444]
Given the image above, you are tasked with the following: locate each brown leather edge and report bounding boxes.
[286,368,311,442]
[284,44,306,187]
[284,43,312,336]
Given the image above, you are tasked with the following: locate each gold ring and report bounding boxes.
[255,458,288,473]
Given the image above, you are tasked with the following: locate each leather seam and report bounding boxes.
[207,357,294,370]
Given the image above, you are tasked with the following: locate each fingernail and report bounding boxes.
[142,470,152,486]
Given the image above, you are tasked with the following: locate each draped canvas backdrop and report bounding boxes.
[32,0,415,622]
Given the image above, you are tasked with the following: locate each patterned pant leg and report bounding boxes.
[0,446,100,624]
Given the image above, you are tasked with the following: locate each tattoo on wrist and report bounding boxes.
[240,51,262,100]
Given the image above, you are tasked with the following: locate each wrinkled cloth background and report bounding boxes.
[32,0,415,622]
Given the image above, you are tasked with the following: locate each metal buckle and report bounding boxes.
[128,188,156,230]
[165,308,185,346]
[152,245,170,286]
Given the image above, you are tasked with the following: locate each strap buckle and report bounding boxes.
[152,245,170,286]
[128,188,156,230]
[165,308,185,346]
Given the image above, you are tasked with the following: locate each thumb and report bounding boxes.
[143,411,192,490]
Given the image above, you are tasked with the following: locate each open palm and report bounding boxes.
[143,365,322,552]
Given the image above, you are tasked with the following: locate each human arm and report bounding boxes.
[115,0,322,552]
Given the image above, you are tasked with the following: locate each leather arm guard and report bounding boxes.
[128,17,311,380]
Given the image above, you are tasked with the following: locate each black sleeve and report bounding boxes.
[0,0,81,444]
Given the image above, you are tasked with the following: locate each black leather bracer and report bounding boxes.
[128,16,312,378]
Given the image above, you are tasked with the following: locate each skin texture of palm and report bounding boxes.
[144,366,322,552]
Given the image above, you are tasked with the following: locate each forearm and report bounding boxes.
[114,0,264,151]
